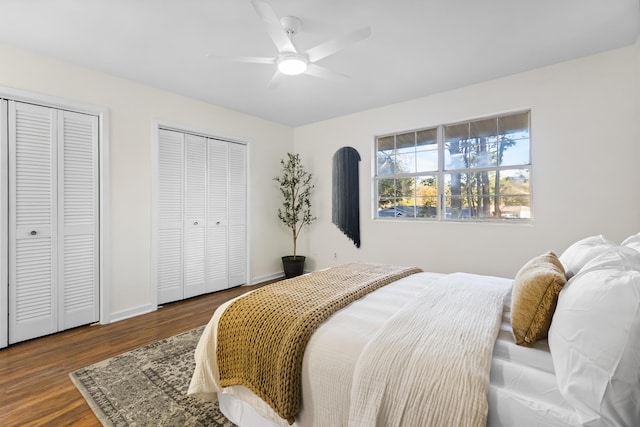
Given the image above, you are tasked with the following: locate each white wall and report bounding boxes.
[294,44,640,278]
[0,38,638,320]
[0,42,293,319]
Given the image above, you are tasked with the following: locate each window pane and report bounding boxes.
[416,175,437,195]
[500,137,529,166]
[396,132,415,149]
[396,151,416,173]
[378,200,400,217]
[470,118,497,139]
[397,177,415,198]
[396,132,416,173]
[378,200,395,216]
[416,175,437,218]
[495,169,530,219]
[444,124,469,170]
[444,142,465,170]
[416,128,438,172]
[377,178,396,202]
[416,150,437,172]
[377,136,395,175]
[498,112,528,135]
[377,135,394,151]
[416,197,438,218]
[498,112,530,166]
[444,172,465,219]
[445,123,468,141]
[468,138,498,168]
[498,197,531,219]
[444,196,468,219]
[417,128,437,145]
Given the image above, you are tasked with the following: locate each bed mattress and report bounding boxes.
[192,272,580,427]
[487,311,580,426]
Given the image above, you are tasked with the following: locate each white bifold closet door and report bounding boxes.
[8,101,99,344]
[157,129,246,305]
[157,129,185,303]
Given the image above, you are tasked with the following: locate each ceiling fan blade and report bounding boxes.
[251,0,297,53]
[305,63,349,82]
[206,54,275,64]
[267,70,286,89]
[305,26,371,63]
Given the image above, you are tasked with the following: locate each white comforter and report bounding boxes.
[188,272,511,427]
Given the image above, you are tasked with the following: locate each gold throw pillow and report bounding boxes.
[511,251,567,347]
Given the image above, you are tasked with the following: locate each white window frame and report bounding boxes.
[374,110,532,223]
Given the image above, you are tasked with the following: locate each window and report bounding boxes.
[375,111,531,222]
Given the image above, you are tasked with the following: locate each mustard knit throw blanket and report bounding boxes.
[216,262,422,424]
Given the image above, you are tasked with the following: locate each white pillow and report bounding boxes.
[621,232,640,252]
[548,246,640,425]
[558,235,615,278]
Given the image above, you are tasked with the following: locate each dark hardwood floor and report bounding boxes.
[0,282,272,426]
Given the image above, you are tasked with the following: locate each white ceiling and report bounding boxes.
[1,0,638,127]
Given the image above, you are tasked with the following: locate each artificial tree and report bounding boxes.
[274,152,316,277]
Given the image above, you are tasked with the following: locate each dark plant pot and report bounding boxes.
[282,255,306,278]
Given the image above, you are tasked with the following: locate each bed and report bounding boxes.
[188,235,640,427]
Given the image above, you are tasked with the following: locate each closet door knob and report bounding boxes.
[193,221,198,226]
[30,230,37,236]
[216,221,221,225]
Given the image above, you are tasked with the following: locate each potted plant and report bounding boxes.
[274,152,316,278]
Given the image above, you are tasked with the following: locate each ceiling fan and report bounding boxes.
[207,0,372,88]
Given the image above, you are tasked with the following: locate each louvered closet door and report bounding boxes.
[155,129,247,303]
[8,102,99,343]
[8,102,58,343]
[183,134,207,299]
[0,100,7,349]
[207,138,228,292]
[157,129,184,304]
[228,143,247,286]
[58,110,99,330]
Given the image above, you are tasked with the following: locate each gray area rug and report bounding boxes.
[70,326,236,426]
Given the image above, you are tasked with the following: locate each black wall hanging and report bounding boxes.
[332,146,361,248]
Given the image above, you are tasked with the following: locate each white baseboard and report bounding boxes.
[109,303,156,323]
[110,274,285,322]
[248,272,284,285]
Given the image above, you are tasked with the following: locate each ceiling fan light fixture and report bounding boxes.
[277,54,308,75]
